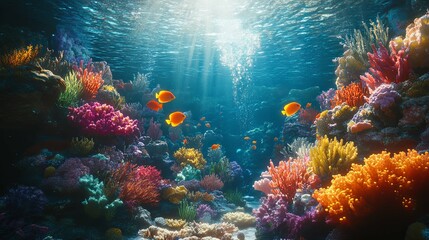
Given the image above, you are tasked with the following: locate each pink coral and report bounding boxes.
[68,102,139,136]
[253,177,272,195]
[200,174,224,192]
[360,41,411,92]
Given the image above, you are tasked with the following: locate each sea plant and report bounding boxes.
[178,199,197,222]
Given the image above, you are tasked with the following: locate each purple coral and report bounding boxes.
[197,204,216,220]
[253,194,289,232]
[146,118,163,140]
[317,88,336,110]
[229,161,243,180]
[42,158,90,194]
[68,102,139,136]
[368,84,401,112]
[4,186,47,217]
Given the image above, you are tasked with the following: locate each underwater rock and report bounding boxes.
[134,207,155,227]
[0,65,65,130]
[146,140,169,161]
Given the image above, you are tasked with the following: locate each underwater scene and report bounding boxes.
[2,0,429,239]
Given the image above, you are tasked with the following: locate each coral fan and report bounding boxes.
[0,44,40,67]
[360,41,410,92]
[173,147,206,169]
[313,150,429,238]
[68,102,139,136]
[268,157,312,201]
[309,136,358,183]
[330,82,368,108]
[200,174,224,192]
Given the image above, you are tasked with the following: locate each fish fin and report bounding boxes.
[159,103,163,109]
[166,119,171,125]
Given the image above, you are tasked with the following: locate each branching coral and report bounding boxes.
[221,212,256,229]
[1,45,40,67]
[200,174,224,192]
[173,147,206,169]
[309,136,358,184]
[73,60,104,99]
[268,157,312,202]
[330,82,369,109]
[360,41,410,92]
[313,150,429,228]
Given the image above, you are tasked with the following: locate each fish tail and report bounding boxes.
[156,93,159,99]
[281,110,286,115]
[166,119,171,125]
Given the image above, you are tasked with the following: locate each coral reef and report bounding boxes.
[330,82,368,108]
[309,136,358,183]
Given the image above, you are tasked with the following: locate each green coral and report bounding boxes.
[178,199,196,222]
[70,137,94,156]
[310,136,358,184]
[58,71,83,107]
[209,156,232,183]
[224,189,245,207]
[79,174,123,220]
[175,165,201,181]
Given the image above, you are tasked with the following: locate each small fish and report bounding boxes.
[146,100,163,111]
[281,102,301,116]
[244,136,250,141]
[252,140,257,144]
[156,90,176,103]
[205,122,211,128]
[183,139,188,145]
[200,117,206,121]
[274,137,278,142]
[251,145,257,150]
[197,123,202,127]
[166,111,186,127]
[211,144,221,150]
[306,102,312,108]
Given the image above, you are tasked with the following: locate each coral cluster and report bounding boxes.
[221,212,256,229]
[310,136,358,183]
[200,174,224,192]
[73,60,104,99]
[68,102,139,136]
[330,82,368,108]
[314,150,429,229]
[162,186,188,204]
[173,147,207,169]
[0,44,40,67]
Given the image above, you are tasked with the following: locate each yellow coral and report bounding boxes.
[1,45,40,67]
[392,13,429,69]
[70,137,94,156]
[165,218,187,229]
[221,212,256,229]
[334,50,367,88]
[313,150,429,225]
[173,147,206,169]
[162,186,188,204]
[310,135,358,183]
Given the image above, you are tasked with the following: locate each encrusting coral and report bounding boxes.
[313,150,429,237]
[173,147,207,170]
[309,135,358,183]
[221,212,256,229]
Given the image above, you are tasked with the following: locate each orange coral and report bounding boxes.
[330,82,368,109]
[1,45,40,67]
[268,157,312,202]
[313,150,429,226]
[76,68,104,100]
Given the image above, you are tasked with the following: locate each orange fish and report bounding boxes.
[252,140,257,144]
[244,136,250,141]
[200,117,206,121]
[281,102,301,116]
[166,111,186,127]
[205,122,211,128]
[274,137,278,142]
[146,100,163,111]
[156,90,176,103]
[315,113,321,119]
[211,144,221,150]
[183,139,188,145]
[251,145,257,150]
[306,102,312,108]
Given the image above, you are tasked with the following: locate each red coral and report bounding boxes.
[200,174,224,192]
[360,41,411,92]
[330,82,368,108]
[74,60,104,99]
[134,165,162,186]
